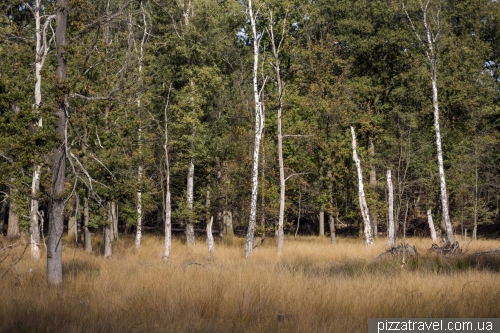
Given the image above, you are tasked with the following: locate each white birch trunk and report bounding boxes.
[245,0,265,258]
[368,136,378,238]
[350,126,374,246]
[186,159,195,246]
[163,90,172,261]
[111,201,118,241]
[404,0,454,243]
[268,11,287,255]
[30,165,41,259]
[427,209,438,244]
[207,216,214,258]
[134,2,148,249]
[387,169,395,248]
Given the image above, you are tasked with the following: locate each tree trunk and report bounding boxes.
[216,157,223,242]
[104,202,113,259]
[68,199,77,239]
[350,126,374,246]
[387,169,395,248]
[427,208,437,244]
[0,199,7,234]
[112,201,118,241]
[186,159,195,246]
[319,211,325,237]
[83,192,92,253]
[368,136,378,238]
[7,196,20,238]
[47,0,68,288]
[328,215,336,245]
[163,93,172,261]
[245,0,265,258]
[207,216,214,258]
[224,210,234,237]
[327,170,336,245]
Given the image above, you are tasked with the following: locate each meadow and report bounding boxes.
[1,235,499,333]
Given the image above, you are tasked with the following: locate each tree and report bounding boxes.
[403,0,454,243]
[245,0,266,258]
[47,0,68,288]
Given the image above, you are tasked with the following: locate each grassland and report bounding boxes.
[1,235,499,333]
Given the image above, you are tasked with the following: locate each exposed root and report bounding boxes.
[377,242,418,259]
[430,241,461,256]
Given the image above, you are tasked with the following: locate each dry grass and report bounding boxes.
[1,235,500,333]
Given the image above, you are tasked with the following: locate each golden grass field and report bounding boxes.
[1,235,499,333]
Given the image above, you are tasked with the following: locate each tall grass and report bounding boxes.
[1,235,499,333]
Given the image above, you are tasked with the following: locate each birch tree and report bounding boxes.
[403,0,454,243]
[387,169,395,247]
[245,0,266,258]
[267,9,287,255]
[350,126,374,246]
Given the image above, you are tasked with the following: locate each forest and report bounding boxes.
[1,0,500,284]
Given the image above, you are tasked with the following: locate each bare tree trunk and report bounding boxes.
[404,0,454,243]
[473,164,478,241]
[47,0,68,288]
[294,182,301,238]
[319,211,325,237]
[163,89,172,261]
[350,126,374,246]
[207,216,214,258]
[245,0,265,258]
[387,169,395,247]
[327,170,336,245]
[368,136,378,238]
[427,208,437,244]
[104,202,113,258]
[268,11,287,255]
[216,157,223,242]
[186,159,195,246]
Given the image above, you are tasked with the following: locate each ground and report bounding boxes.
[1,235,499,333]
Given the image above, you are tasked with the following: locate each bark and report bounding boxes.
[186,159,195,246]
[68,200,77,239]
[328,215,336,245]
[0,199,7,234]
[327,169,336,245]
[207,216,214,258]
[245,0,265,259]
[83,193,92,252]
[387,169,395,248]
[104,202,113,258]
[294,183,302,238]
[7,197,20,238]
[368,136,378,238]
[112,201,118,241]
[319,211,325,237]
[473,164,478,241]
[350,126,374,246]
[47,0,68,288]
[223,210,234,237]
[427,209,438,244]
